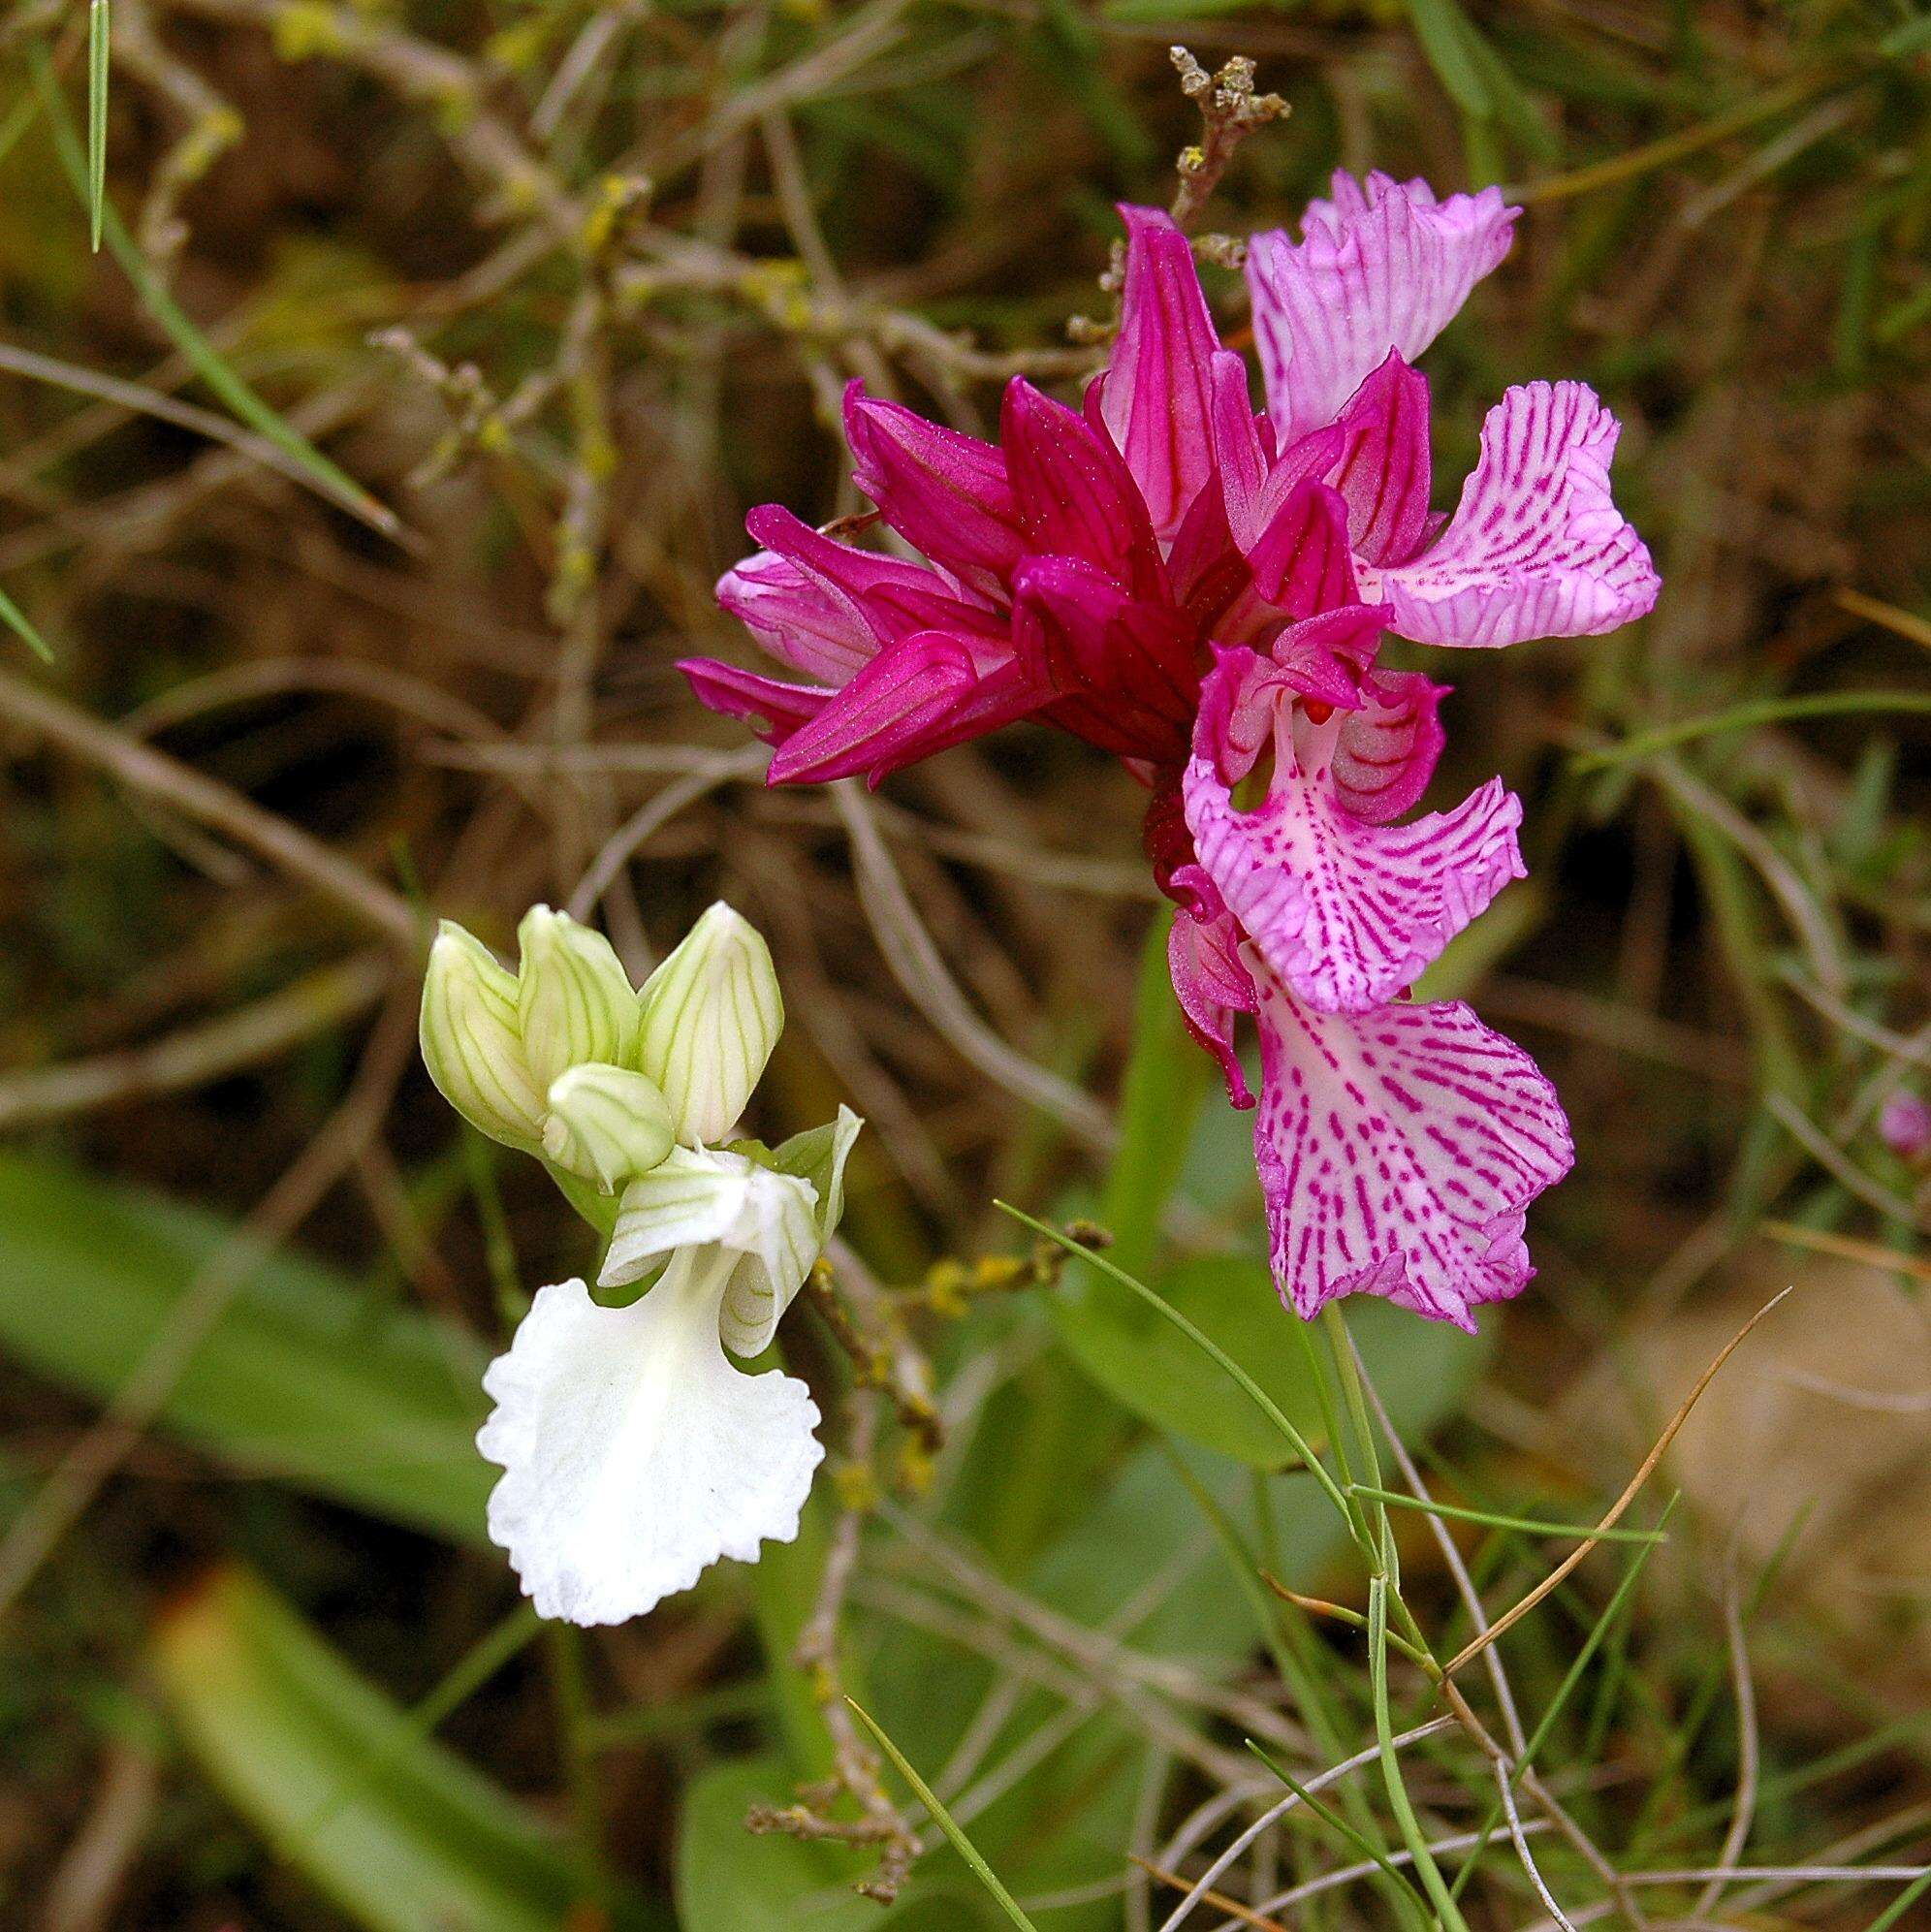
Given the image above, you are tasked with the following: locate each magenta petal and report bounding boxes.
[1247,172,1517,442]
[843,384,1025,596]
[1184,702,1524,1014]
[744,503,997,643]
[1330,669,1449,824]
[680,659,829,746]
[1208,349,1270,550]
[1245,477,1359,620]
[1373,381,1661,648]
[1168,875,1256,1109]
[1250,971,1573,1327]
[1000,379,1163,598]
[1328,352,1434,567]
[1099,205,1224,541]
[1014,555,1198,760]
[766,631,1045,786]
[716,549,877,683]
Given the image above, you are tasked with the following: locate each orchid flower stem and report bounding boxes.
[1290,1315,1366,1543]
[546,1623,609,1906]
[1371,1578,1473,1932]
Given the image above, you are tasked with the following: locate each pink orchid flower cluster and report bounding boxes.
[682,173,1661,1332]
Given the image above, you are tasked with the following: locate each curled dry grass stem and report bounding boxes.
[1445,1287,1792,1678]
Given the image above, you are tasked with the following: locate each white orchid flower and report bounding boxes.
[426,895,862,1627]
[478,1110,860,1626]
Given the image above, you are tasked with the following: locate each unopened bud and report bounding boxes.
[420,922,546,1153]
[516,905,638,1090]
[543,1063,676,1192]
[636,903,783,1145]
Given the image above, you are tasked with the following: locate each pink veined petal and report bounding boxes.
[1014,556,1200,762]
[1327,352,1434,567]
[1099,205,1225,541]
[1371,381,1661,649]
[1166,865,1256,1109]
[1184,691,1525,1013]
[1000,378,1164,599]
[1250,970,1573,1328]
[766,631,1046,787]
[1243,477,1359,621]
[716,548,877,683]
[1330,668,1449,824]
[746,504,999,644]
[680,659,830,746]
[1247,172,1518,442]
[843,383,1025,596]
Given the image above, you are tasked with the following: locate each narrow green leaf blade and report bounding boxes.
[0,1153,492,1543]
[88,0,110,251]
[30,41,401,540]
[0,580,53,661]
[152,1566,665,1932]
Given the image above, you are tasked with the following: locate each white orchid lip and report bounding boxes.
[477,1260,823,1628]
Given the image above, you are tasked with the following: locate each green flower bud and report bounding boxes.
[636,902,783,1145]
[420,921,546,1153]
[515,904,639,1091]
[542,1062,677,1192]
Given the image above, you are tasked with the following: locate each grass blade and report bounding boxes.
[88,0,109,251]
[28,40,402,541]
[152,1566,662,1932]
[0,580,53,662]
[1576,690,1931,771]
[843,1696,1039,1931]
[1348,1486,1670,1544]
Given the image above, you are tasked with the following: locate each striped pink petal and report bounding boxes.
[1247,172,1517,443]
[1373,382,1660,648]
[1184,687,1524,1014]
[1001,378,1164,599]
[1098,205,1225,541]
[1330,669,1449,824]
[1250,971,1573,1328]
[1326,352,1433,567]
[679,659,829,745]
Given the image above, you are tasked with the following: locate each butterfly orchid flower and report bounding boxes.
[422,903,859,1625]
[685,173,1658,1329]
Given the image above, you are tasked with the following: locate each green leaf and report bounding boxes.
[1051,1251,1490,1469]
[0,1152,492,1543]
[152,1565,664,1932]
[1405,0,1493,119]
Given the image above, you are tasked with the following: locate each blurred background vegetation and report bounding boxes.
[0,0,1928,1926]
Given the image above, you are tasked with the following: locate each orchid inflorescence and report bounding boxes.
[422,172,1660,1631]
[421,902,859,1626]
[684,172,1661,1333]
